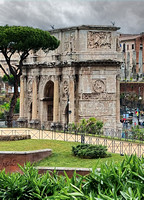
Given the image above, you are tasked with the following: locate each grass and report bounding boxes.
[0,139,124,168]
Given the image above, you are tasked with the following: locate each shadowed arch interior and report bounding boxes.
[44,81,54,121]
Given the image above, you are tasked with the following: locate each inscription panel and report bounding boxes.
[79,101,116,116]
[82,93,116,101]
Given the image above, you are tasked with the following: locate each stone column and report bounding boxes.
[69,76,75,123]
[53,77,59,122]
[32,77,38,120]
[19,76,25,118]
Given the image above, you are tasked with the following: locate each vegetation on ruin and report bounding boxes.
[0,139,123,168]
[0,25,60,127]
[0,155,143,199]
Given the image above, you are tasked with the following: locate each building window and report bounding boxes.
[140,44,143,50]
[132,44,135,49]
[33,57,37,62]
[123,44,125,52]
[127,45,129,50]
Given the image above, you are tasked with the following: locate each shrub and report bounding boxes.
[78,118,87,133]
[72,144,109,159]
[69,117,103,135]
[68,122,78,133]
[131,126,144,140]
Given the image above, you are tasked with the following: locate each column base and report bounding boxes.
[17,118,27,128]
[29,119,40,129]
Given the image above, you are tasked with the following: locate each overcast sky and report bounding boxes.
[0,0,144,34]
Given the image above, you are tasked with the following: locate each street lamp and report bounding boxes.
[137,87,142,125]
[66,93,70,129]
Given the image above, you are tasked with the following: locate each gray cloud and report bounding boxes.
[0,0,144,33]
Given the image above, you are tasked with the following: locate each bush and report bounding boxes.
[69,117,103,135]
[131,126,144,140]
[68,122,78,133]
[72,144,109,159]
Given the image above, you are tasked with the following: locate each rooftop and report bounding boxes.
[48,25,120,33]
[119,33,143,41]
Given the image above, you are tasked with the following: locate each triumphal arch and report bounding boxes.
[18,25,122,130]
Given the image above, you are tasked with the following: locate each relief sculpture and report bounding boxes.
[64,31,76,52]
[93,79,105,93]
[62,80,69,98]
[27,78,32,97]
[87,31,111,49]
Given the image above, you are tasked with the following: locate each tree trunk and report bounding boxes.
[7,78,19,127]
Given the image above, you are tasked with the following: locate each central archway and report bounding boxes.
[44,81,54,121]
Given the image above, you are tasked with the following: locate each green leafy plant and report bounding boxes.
[0,155,143,199]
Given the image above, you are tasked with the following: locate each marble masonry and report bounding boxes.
[18,25,122,131]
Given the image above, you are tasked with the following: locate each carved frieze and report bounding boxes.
[82,93,116,101]
[87,31,111,49]
[93,79,105,93]
[39,75,49,87]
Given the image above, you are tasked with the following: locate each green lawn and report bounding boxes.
[0,139,124,168]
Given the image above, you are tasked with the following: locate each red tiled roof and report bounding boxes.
[119,34,140,41]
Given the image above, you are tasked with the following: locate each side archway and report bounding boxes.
[43,81,54,122]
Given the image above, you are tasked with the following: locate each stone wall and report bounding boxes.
[37,167,92,178]
[0,149,52,173]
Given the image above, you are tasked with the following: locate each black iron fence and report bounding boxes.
[0,129,143,157]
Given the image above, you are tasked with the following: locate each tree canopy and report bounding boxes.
[0,25,60,127]
[0,25,60,78]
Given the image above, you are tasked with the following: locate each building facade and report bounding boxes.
[120,33,144,81]
[17,25,122,130]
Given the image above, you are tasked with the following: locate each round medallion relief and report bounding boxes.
[93,80,105,93]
